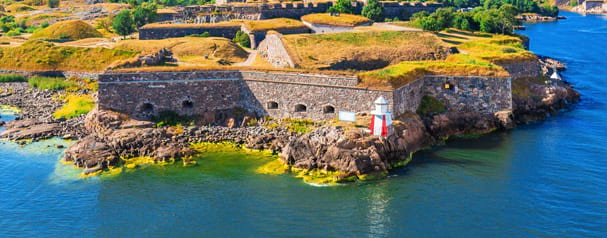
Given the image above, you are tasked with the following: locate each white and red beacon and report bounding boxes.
[369,96,393,137]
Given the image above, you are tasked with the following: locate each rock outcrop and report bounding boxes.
[63,109,293,171]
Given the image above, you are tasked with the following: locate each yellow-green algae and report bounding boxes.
[0,105,21,114]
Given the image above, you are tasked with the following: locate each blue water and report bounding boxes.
[1,12,606,237]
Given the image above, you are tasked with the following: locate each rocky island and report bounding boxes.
[0,0,579,185]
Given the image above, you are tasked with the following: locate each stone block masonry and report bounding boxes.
[98,71,392,121]
[423,76,512,114]
[98,71,512,121]
[138,25,241,40]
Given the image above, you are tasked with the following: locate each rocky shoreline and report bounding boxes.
[0,57,581,182]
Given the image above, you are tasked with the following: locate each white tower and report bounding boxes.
[369,96,393,137]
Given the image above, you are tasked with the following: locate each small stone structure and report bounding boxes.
[98,70,512,121]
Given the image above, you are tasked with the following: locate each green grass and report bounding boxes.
[0,74,27,82]
[28,76,78,90]
[53,94,95,119]
[0,40,136,72]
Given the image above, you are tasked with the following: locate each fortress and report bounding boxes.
[97,70,513,122]
[140,1,442,42]
[161,2,442,23]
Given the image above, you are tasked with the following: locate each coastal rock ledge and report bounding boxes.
[0,67,580,182]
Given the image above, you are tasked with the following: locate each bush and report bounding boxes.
[233,30,250,48]
[48,0,60,8]
[28,77,78,90]
[152,110,194,127]
[53,94,95,119]
[189,32,210,37]
[417,96,446,115]
[0,74,27,82]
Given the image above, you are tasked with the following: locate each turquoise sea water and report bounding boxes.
[1,12,606,237]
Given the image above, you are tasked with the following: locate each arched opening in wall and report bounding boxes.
[323,105,335,114]
[140,103,154,113]
[444,82,455,90]
[267,101,278,109]
[294,104,307,112]
[182,100,194,109]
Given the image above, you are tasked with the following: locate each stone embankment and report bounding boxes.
[0,83,87,141]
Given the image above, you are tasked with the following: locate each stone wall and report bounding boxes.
[423,76,512,114]
[138,25,241,40]
[98,71,386,120]
[256,33,297,68]
[242,25,310,49]
[98,71,512,121]
[497,59,541,79]
[393,78,425,114]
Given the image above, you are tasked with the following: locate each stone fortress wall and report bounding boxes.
[139,2,442,42]
[98,70,512,121]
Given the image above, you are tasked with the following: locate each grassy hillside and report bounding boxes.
[0,40,136,71]
[282,31,450,70]
[359,32,531,89]
[113,37,248,65]
[243,18,307,32]
[301,13,372,27]
[30,20,103,41]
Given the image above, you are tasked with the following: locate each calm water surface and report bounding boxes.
[1,12,606,237]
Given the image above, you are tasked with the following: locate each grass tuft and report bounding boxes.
[28,76,77,90]
[0,74,27,82]
[53,94,95,119]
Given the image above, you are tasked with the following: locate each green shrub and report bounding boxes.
[189,32,210,37]
[0,74,27,82]
[233,30,250,48]
[28,76,78,90]
[417,95,446,116]
[153,110,194,127]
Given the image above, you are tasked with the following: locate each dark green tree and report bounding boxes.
[362,0,384,22]
[330,0,355,14]
[112,10,135,39]
[233,31,250,48]
[47,0,60,8]
[132,3,158,27]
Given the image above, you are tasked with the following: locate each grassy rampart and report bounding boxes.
[282,31,449,70]
[301,13,372,27]
[0,40,136,72]
[359,32,533,89]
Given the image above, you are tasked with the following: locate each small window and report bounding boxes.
[444,82,455,90]
[182,100,193,109]
[294,104,307,112]
[267,101,278,109]
[323,105,335,114]
[140,103,154,113]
